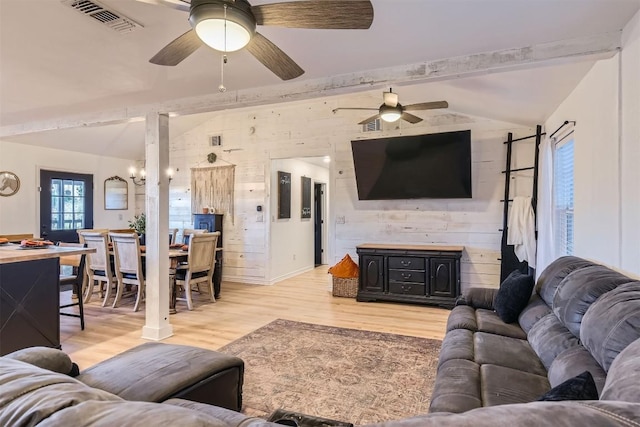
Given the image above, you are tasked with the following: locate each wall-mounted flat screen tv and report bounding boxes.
[351,130,472,200]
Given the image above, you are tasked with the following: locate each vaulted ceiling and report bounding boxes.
[1,0,639,158]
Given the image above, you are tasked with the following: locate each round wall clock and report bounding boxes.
[0,171,20,197]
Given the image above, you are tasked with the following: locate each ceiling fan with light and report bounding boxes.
[136,0,374,81]
[333,88,449,125]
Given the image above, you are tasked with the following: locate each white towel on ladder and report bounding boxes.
[507,196,536,268]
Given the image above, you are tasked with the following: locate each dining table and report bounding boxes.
[111,245,220,314]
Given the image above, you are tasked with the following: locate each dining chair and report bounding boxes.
[176,232,219,310]
[57,242,87,330]
[181,228,207,245]
[78,231,116,306]
[170,228,179,245]
[109,232,145,312]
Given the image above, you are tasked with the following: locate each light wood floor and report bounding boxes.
[61,266,450,370]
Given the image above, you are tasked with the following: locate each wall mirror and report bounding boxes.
[104,176,128,210]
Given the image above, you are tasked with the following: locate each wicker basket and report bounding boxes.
[332,276,358,298]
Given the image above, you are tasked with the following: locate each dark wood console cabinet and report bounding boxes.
[356,244,463,309]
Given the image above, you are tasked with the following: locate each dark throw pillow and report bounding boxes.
[537,371,599,401]
[494,269,534,323]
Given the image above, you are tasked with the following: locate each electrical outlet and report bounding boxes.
[256,214,263,222]
[293,254,296,260]
[118,214,123,220]
[336,216,345,224]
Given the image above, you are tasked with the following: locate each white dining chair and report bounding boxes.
[109,232,145,312]
[78,231,116,307]
[176,232,219,310]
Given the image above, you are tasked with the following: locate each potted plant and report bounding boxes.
[128,213,146,245]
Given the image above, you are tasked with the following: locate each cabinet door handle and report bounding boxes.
[401,260,411,267]
[401,273,412,279]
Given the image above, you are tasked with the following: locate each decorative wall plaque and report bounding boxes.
[0,171,20,197]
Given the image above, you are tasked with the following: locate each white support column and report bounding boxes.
[141,112,173,341]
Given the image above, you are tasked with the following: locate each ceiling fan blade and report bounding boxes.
[150,30,202,66]
[252,1,373,29]
[401,112,423,124]
[245,32,304,80]
[358,114,381,125]
[383,91,398,107]
[333,107,379,112]
[404,101,449,111]
[134,0,190,12]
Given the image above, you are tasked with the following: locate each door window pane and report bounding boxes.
[51,179,86,231]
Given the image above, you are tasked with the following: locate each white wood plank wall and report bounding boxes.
[140,92,534,290]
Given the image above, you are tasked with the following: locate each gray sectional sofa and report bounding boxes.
[1,256,639,426]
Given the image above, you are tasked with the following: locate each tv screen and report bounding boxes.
[351,130,472,200]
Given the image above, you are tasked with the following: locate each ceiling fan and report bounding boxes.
[333,88,449,125]
[136,0,374,81]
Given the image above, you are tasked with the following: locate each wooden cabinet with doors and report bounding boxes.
[356,243,463,309]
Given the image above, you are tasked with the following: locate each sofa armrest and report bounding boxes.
[3,346,78,376]
[455,287,498,310]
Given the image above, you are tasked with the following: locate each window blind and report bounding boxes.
[554,138,574,255]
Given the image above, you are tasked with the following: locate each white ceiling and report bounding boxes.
[1,0,639,158]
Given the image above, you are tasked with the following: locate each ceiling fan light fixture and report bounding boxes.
[379,104,402,122]
[189,1,256,52]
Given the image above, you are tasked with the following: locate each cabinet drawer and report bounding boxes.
[388,257,425,270]
[388,269,425,283]
[389,282,426,296]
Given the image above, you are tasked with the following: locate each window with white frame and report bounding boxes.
[553,138,574,255]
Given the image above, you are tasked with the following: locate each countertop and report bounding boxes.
[0,244,96,264]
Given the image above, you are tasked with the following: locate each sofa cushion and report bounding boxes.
[547,346,607,394]
[475,309,527,340]
[537,371,598,402]
[4,346,74,375]
[552,266,632,338]
[0,358,120,427]
[438,328,474,367]
[518,294,552,334]
[473,332,546,376]
[494,270,534,323]
[429,359,481,413]
[580,281,640,371]
[481,364,550,406]
[535,256,595,306]
[601,337,640,403]
[39,400,237,427]
[446,305,478,332]
[528,313,581,370]
[455,287,497,310]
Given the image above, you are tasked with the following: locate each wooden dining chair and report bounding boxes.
[170,228,179,245]
[181,228,207,245]
[57,242,87,330]
[78,231,116,307]
[109,232,145,312]
[176,232,219,310]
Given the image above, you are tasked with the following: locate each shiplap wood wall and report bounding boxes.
[143,92,534,291]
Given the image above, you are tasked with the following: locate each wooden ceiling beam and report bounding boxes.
[0,31,621,138]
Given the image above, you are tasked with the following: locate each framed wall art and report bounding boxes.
[277,171,291,219]
[0,171,20,197]
[301,176,311,219]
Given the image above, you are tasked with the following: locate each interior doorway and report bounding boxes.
[314,183,326,266]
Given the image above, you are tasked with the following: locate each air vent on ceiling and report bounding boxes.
[62,0,143,34]
[362,118,381,132]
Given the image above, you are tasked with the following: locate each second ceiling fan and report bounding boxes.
[138,0,374,80]
[334,88,449,125]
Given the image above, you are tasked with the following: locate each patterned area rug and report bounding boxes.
[219,319,441,425]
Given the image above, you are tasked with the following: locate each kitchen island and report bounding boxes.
[0,243,95,355]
